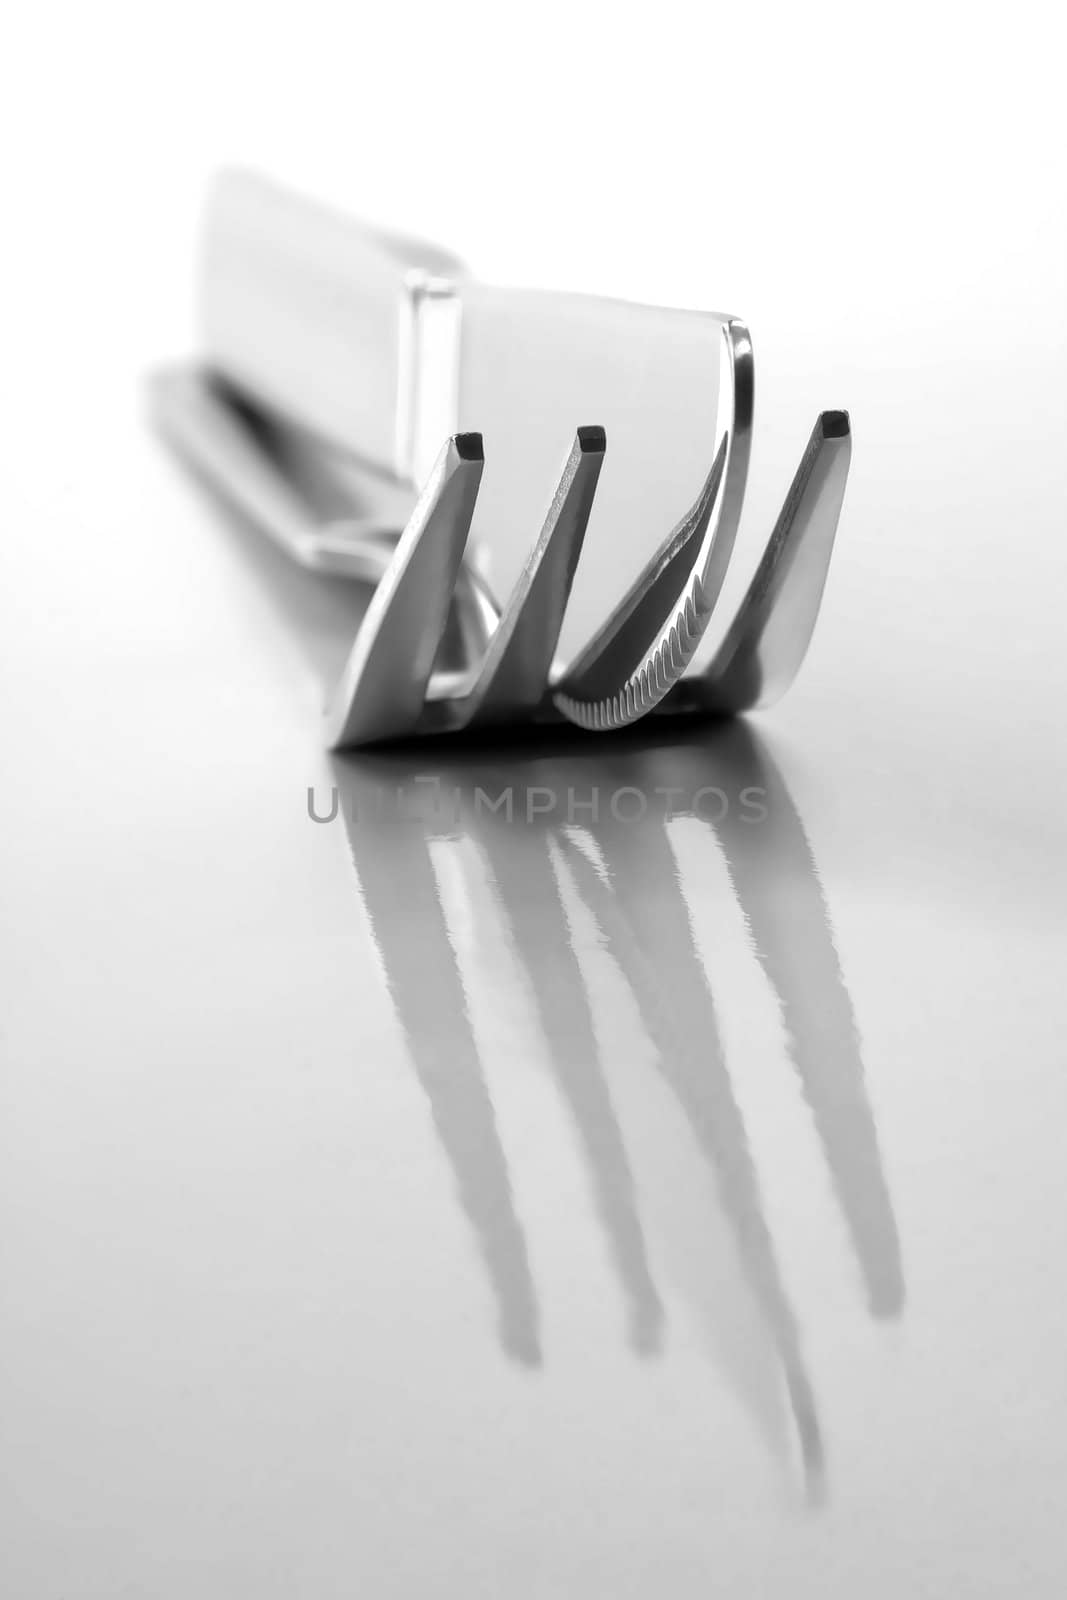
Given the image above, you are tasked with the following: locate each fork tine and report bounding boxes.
[463,426,606,723]
[679,412,852,715]
[324,434,484,748]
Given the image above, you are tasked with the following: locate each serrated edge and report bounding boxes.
[554,572,714,730]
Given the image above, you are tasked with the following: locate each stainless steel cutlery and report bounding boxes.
[152,170,852,747]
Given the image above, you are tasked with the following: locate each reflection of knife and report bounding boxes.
[555,776,825,1488]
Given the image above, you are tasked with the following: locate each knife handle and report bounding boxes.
[199,168,466,484]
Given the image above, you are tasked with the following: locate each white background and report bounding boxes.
[2,5,1066,1598]
[3,1,1063,388]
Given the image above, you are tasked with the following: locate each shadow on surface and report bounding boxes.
[322,719,903,1500]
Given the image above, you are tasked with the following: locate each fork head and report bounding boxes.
[322,397,851,749]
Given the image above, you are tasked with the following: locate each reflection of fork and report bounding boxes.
[152,170,852,746]
[322,723,904,1493]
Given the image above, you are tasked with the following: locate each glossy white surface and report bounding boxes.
[2,4,1066,1594]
